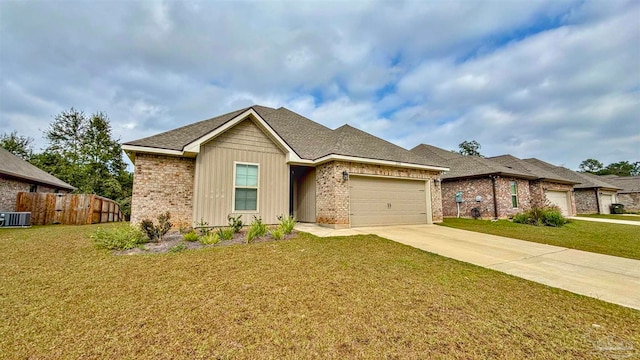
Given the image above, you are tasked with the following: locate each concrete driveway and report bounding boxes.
[296,223,640,310]
[569,216,640,226]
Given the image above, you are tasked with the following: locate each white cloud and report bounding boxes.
[0,0,638,170]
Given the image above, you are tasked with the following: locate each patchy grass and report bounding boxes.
[1,224,639,359]
[440,218,640,260]
[577,214,640,222]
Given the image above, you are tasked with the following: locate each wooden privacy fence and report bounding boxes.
[16,193,123,225]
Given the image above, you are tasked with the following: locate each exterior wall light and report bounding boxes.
[342,171,349,181]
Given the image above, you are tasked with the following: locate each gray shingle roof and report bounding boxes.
[597,175,640,193]
[124,105,447,168]
[488,155,578,184]
[522,158,619,189]
[411,144,536,180]
[0,147,76,190]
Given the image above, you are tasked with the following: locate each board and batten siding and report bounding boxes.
[193,119,289,226]
[296,168,316,222]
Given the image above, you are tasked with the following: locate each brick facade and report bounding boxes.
[315,161,443,228]
[442,176,532,219]
[0,177,30,211]
[130,154,195,226]
[442,178,495,218]
[575,189,598,214]
[617,193,640,212]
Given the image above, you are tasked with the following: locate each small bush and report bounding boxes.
[246,216,267,243]
[216,227,235,241]
[168,243,186,253]
[277,214,296,234]
[140,212,172,242]
[269,227,284,240]
[543,210,566,227]
[512,206,567,227]
[512,213,528,224]
[91,225,146,250]
[195,218,213,236]
[228,214,244,233]
[183,231,199,242]
[200,233,220,245]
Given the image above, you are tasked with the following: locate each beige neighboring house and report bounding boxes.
[522,158,620,214]
[598,175,640,212]
[123,106,449,229]
[0,147,76,211]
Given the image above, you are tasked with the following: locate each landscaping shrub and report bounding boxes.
[216,227,235,241]
[512,206,567,227]
[91,225,147,250]
[140,212,172,242]
[543,210,567,227]
[168,243,186,253]
[227,214,244,233]
[199,233,220,245]
[246,216,267,242]
[183,231,199,242]
[269,227,284,240]
[277,214,296,234]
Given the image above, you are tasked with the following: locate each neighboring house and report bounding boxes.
[123,106,449,229]
[522,158,620,214]
[411,145,578,218]
[598,175,640,212]
[488,155,579,216]
[0,147,76,211]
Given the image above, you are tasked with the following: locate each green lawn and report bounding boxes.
[440,218,640,260]
[1,224,638,359]
[577,214,640,222]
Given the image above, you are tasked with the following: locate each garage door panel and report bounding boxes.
[545,191,570,216]
[349,176,429,227]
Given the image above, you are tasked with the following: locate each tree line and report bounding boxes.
[1,108,133,217]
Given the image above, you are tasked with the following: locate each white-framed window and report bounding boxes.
[233,162,259,212]
[510,181,518,208]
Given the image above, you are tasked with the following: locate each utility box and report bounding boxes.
[455,192,463,203]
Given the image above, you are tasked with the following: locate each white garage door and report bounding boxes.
[546,191,570,216]
[600,194,613,214]
[349,176,430,227]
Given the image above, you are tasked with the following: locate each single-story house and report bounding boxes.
[488,155,579,216]
[597,175,640,212]
[123,106,449,229]
[410,145,578,218]
[0,147,76,211]
[522,158,620,214]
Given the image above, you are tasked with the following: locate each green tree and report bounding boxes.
[578,158,604,173]
[0,131,34,160]
[599,161,640,177]
[39,108,132,203]
[457,140,483,157]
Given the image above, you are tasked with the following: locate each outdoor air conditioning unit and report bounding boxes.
[0,212,31,227]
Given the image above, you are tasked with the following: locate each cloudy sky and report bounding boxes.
[1,0,638,170]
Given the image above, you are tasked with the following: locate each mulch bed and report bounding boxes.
[115,229,298,255]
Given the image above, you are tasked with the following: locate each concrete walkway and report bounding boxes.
[569,216,640,226]
[296,223,640,310]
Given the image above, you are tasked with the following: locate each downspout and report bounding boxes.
[491,175,499,220]
[594,187,601,214]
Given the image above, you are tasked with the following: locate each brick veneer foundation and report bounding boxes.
[315,161,443,228]
[130,154,195,226]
